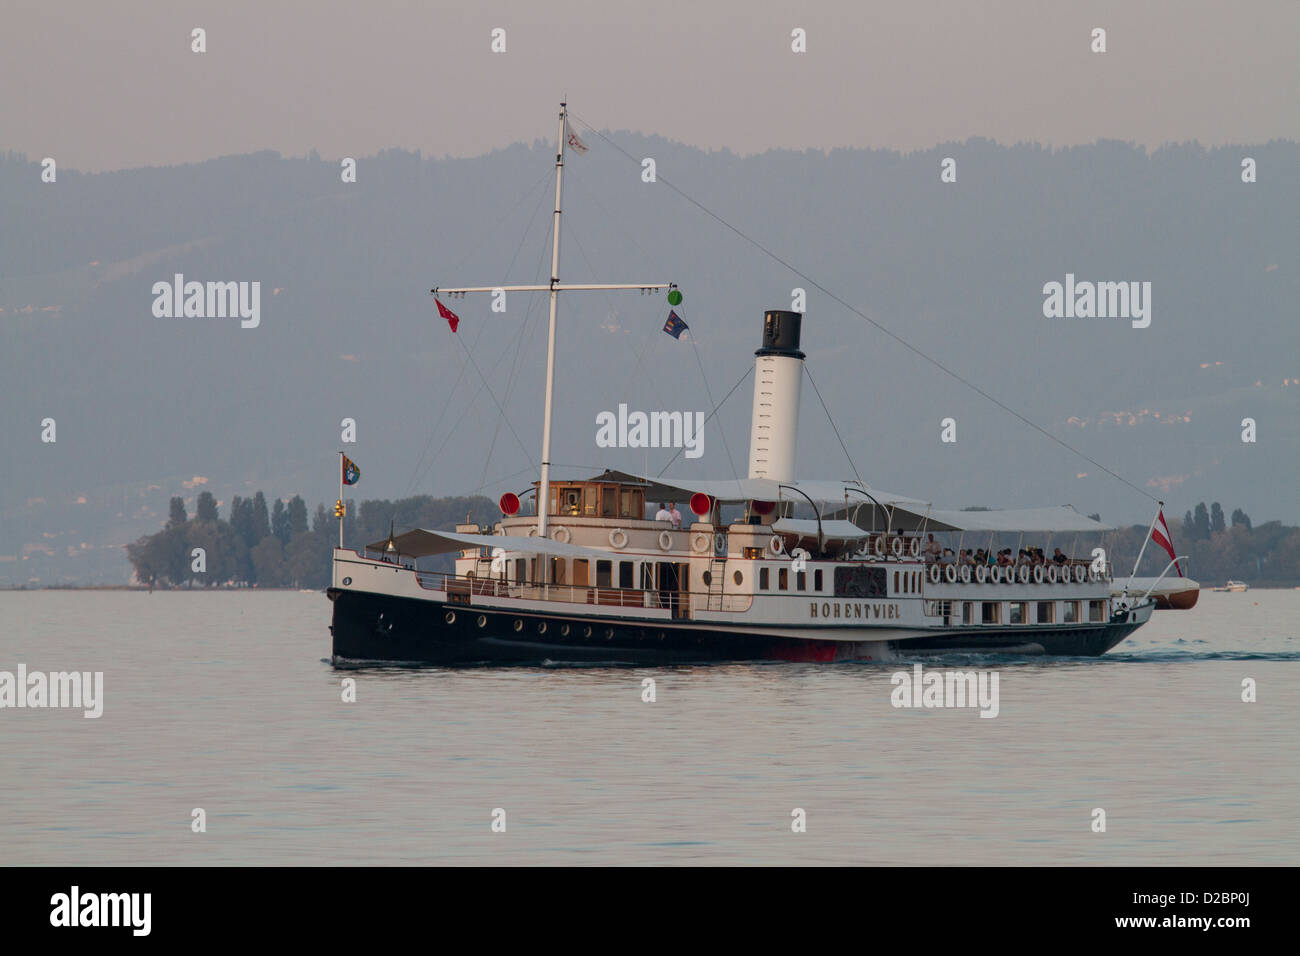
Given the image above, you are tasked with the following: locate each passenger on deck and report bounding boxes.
[655,502,672,523]
[669,502,683,529]
[1052,547,1068,565]
[923,533,942,563]
[938,548,956,566]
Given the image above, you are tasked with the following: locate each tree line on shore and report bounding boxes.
[124,491,494,588]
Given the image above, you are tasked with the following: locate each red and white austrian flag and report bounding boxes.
[1151,508,1183,577]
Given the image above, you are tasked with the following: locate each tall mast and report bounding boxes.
[537,103,568,540]
[430,102,676,577]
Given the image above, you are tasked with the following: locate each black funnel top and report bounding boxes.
[755,310,804,359]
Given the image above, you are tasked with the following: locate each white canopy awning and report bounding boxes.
[366,528,613,560]
[771,518,871,541]
[624,473,927,507]
[883,505,1113,533]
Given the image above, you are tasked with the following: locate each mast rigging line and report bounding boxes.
[569,112,1157,505]
[656,364,754,477]
[804,363,864,489]
[406,188,554,496]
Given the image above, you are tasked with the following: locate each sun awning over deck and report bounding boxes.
[877,505,1114,534]
[365,528,614,560]
[598,470,927,507]
[771,518,871,541]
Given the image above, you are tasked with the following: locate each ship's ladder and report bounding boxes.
[707,557,727,611]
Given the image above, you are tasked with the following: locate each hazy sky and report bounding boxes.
[4,0,1299,172]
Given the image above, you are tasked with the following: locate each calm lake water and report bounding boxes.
[2,589,1297,865]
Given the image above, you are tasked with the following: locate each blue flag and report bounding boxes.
[663,310,688,339]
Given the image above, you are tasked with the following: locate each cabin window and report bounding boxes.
[760,567,770,590]
[1008,602,1026,625]
[981,602,1000,624]
[778,567,788,590]
[574,559,589,587]
[596,560,612,588]
[796,570,806,591]
[1062,601,1079,624]
[601,487,616,516]
[642,564,654,590]
[814,569,823,592]
[550,558,567,585]
[1088,600,1106,622]
[962,601,974,625]
[1036,602,1054,624]
[894,571,900,593]
[515,558,526,584]
[619,561,634,589]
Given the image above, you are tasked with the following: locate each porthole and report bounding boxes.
[444,611,456,624]
[560,624,570,636]
[733,570,744,586]
[538,622,547,634]
[513,619,523,632]
[342,577,352,586]
[702,571,712,586]
[477,615,487,628]
[605,627,614,639]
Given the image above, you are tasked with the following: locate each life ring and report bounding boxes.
[1046,564,1057,583]
[551,526,571,544]
[928,564,941,584]
[769,535,785,556]
[526,527,537,537]
[609,529,628,549]
[658,530,673,551]
[959,565,972,584]
[873,536,885,557]
[1089,565,1101,582]
[713,532,727,555]
[1033,565,1045,584]
[891,536,905,557]
[1019,565,1031,584]
[1074,565,1086,584]
[944,564,957,583]
[692,532,711,553]
[909,537,921,558]
[975,564,987,584]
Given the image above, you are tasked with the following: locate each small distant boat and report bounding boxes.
[1210,580,1249,593]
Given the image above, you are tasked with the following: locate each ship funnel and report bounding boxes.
[747,310,805,482]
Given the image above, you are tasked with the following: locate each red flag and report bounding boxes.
[1150,508,1182,576]
[435,298,460,333]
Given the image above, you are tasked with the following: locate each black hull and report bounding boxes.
[328,589,1144,666]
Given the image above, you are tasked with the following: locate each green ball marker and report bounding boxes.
[667,289,682,306]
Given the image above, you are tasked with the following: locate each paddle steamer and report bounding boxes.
[327,104,1162,665]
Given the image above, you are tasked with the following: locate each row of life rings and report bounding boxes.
[869,536,922,559]
[927,563,1094,585]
